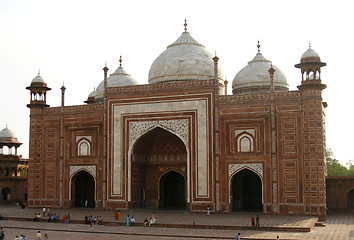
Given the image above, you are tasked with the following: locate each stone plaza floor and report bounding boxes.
[0,206,353,239]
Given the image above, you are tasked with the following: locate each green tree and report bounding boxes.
[326,149,350,176]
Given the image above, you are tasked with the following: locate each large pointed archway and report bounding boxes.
[159,170,186,209]
[131,127,187,209]
[231,169,262,211]
[71,171,95,208]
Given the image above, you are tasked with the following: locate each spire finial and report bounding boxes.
[184,19,187,32]
[309,41,311,48]
[119,55,122,67]
[38,69,40,76]
[257,41,261,53]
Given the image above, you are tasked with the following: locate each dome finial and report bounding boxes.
[38,69,40,76]
[309,41,311,49]
[119,55,122,67]
[257,41,261,53]
[184,19,187,32]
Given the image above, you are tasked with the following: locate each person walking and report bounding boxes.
[235,232,241,240]
[256,214,260,226]
[44,234,48,240]
[42,207,46,216]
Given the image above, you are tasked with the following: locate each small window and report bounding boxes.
[237,133,254,152]
[78,139,91,156]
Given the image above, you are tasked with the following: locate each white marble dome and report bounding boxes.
[301,47,321,62]
[31,73,46,83]
[232,52,288,94]
[148,31,224,84]
[0,126,18,142]
[94,63,139,100]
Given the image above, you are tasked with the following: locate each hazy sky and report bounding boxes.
[0,0,352,165]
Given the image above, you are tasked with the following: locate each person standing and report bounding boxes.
[126,215,130,227]
[256,214,260,226]
[42,207,46,217]
[235,233,241,240]
[251,216,255,226]
[152,212,156,223]
[207,205,211,215]
[131,216,135,226]
[36,231,42,240]
[117,210,121,221]
[44,234,48,240]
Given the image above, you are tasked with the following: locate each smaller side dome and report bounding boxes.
[232,49,288,95]
[0,126,19,142]
[301,47,321,63]
[94,57,139,100]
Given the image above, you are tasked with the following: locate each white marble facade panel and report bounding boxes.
[110,96,211,200]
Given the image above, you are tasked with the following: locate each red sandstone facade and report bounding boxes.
[26,27,328,218]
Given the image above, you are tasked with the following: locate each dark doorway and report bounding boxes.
[231,169,262,211]
[1,187,11,200]
[159,171,186,209]
[348,189,354,209]
[72,171,95,208]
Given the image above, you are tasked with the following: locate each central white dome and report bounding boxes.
[148,31,224,84]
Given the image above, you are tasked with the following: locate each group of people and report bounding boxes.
[114,210,156,227]
[36,231,49,240]
[251,214,260,227]
[143,212,156,227]
[84,215,103,226]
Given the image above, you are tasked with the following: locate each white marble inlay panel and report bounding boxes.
[129,119,189,149]
[228,163,263,178]
[235,129,255,137]
[70,165,96,178]
[76,136,92,142]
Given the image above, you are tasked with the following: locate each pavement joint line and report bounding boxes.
[1,224,237,239]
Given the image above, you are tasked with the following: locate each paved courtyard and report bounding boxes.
[0,206,353,239]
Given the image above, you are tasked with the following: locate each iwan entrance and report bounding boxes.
[131,127,187,209]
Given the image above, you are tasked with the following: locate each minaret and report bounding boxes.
[295,43,326,90]
[295,45,327,218]
[102,63,109,209]
[268,64,279,213]
[59,84,66,207]
[26,71,51,109]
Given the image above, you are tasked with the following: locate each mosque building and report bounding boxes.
[26,21,328,218]
[0,126,28,204]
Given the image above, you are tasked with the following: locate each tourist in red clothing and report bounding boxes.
[251,216,255,226]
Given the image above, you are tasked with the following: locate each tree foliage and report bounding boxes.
[326,149,354,176]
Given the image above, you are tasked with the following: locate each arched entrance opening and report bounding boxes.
[231,169,262,211]
[159,171,186,209]
[71,171,95,208]
[1,187,11,200]
[131,127,187,209]
[348,189,354,209]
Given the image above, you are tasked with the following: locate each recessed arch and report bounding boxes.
[348,189,354,209]
[230,168,263,211]
[130,126,188,209]
[1,187,11,200]
[70,170,96,208]
[159,170,186,209]
[77,138,91,156]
